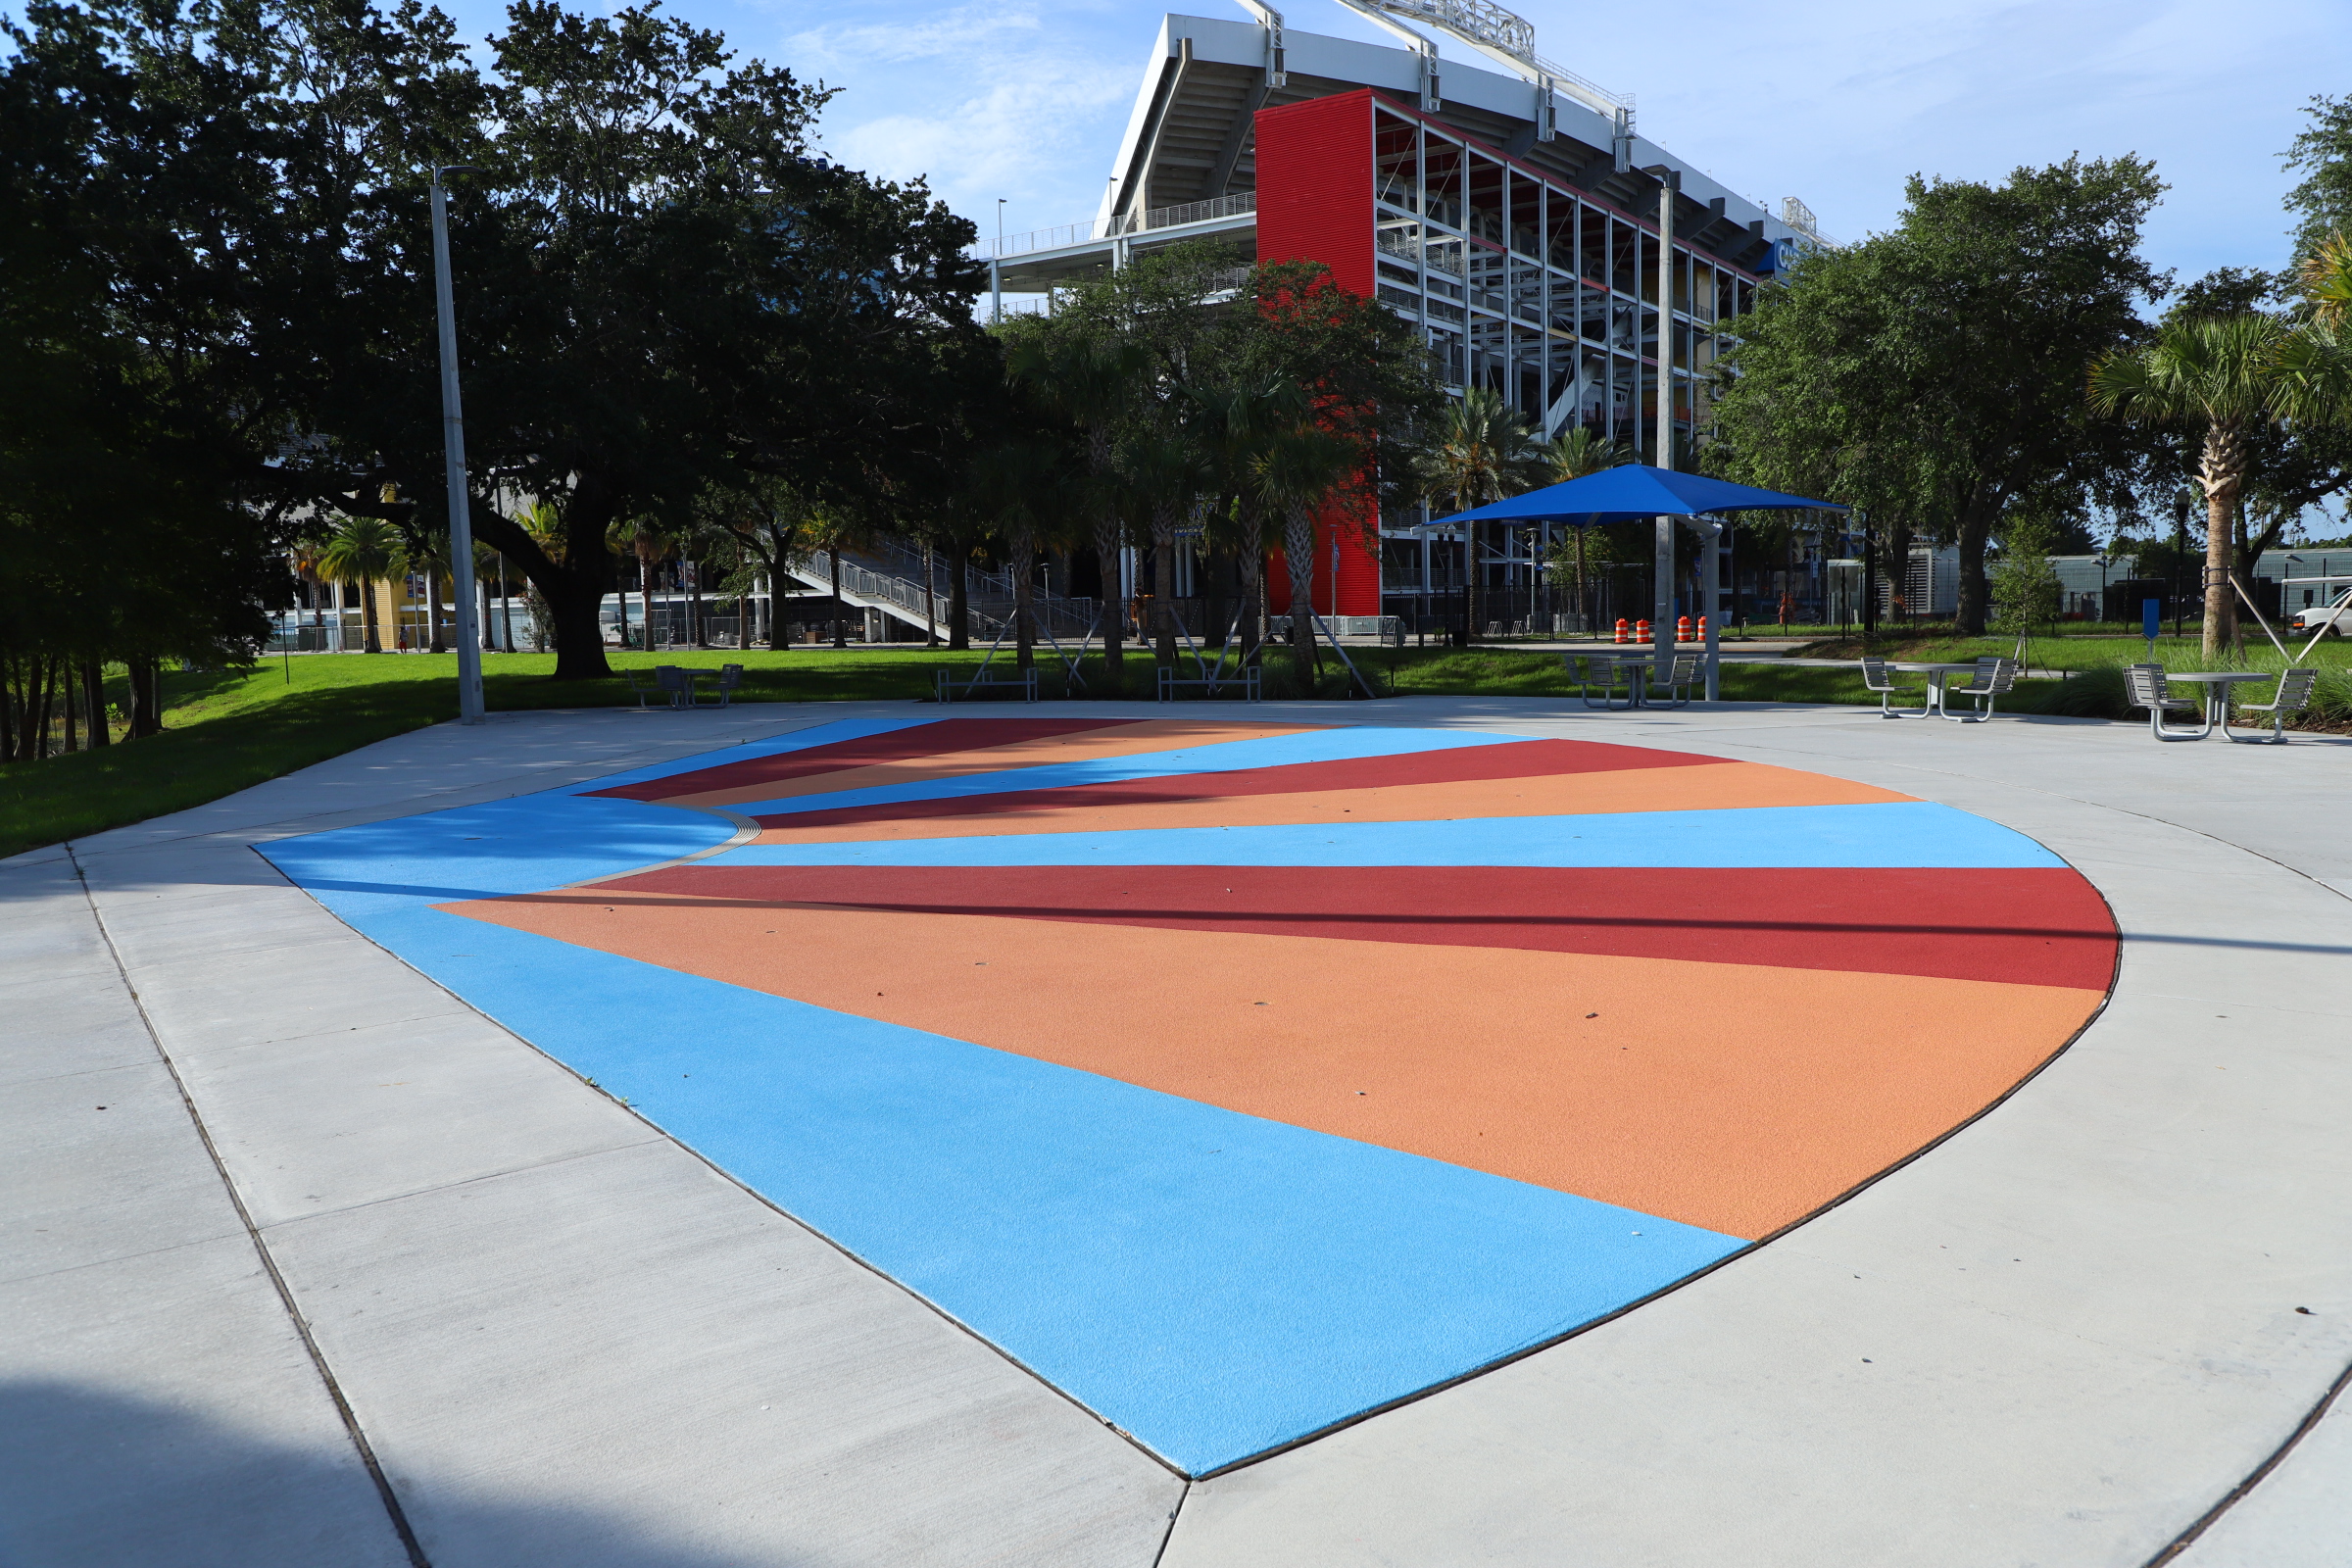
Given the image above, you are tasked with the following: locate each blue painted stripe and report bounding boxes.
[709,801,2066,870]
[259,822,1740,1476]
[727,724,1520,818]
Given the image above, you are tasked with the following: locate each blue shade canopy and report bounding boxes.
[1428,466,1849,526]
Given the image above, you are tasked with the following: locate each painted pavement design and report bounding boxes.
[261,716,2115,1474]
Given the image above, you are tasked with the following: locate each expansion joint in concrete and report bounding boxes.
[2146,1352,2352,1567]
[67,842,434,1568]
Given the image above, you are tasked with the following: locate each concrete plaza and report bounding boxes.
[5,696,2349,1567]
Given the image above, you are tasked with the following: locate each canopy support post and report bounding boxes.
[1700,519,1723,702]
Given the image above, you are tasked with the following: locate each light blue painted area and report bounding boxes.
[263,792,739,903]
[257,764,1744,1475]
[710,800,2068,870]
[726,723,1518,818]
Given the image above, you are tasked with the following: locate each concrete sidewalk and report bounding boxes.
[5,699,2348,1566]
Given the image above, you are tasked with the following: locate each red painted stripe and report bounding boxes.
[750,738,1720,830]
[602,864,2118,991]
[588,719,1137,802]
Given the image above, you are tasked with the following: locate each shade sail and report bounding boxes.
[1428,466,1849,526]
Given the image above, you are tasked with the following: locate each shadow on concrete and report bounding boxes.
[0,1379,803,1568]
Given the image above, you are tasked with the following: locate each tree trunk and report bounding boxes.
[360,577,381,653]
[427,567,447,653]
[124,658,163,739]
[2199,423,2243,660]
[62,656,76,754]
[1011,528,1036,672]
[687,562,704,648]
[1240,506,1264,662]
[82,661,108,747]
[1095,521,1124,680]
[1953,495,1995,637]
[1286,504,1318,682]
[1152,504,1180,667]
[947,541,970,650]
[829,548,846,648]
[923,542,939,646]
[1886,518,1914,625]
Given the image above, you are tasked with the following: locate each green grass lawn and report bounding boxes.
[8,636,2347,861]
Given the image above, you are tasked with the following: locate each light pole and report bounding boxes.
[993,198,1005,324]
[430,164,486,724]
[1641,165,1681,687]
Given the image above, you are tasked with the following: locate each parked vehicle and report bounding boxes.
[2288,602,2351,637]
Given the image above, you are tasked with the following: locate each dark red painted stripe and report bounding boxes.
[750,738,1721,830]
[598,863,2117,991]
[588,719,1138,802]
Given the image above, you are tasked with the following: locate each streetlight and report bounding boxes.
[994,198,1005,324]
[430,163,486,724]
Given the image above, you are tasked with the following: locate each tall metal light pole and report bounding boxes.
[993,198,1005,324]
[1642,166,1681,686]
[430,164,486,724]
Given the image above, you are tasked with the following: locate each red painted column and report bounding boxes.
[1257,91,1382,619]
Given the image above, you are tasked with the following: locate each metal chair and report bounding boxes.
[2225,667,2318,744]
[1571,654,1640,710]
[1654,651,1702,708]
[2125,662,2206,740]
[1861,656,1927,717]
[653,664,690,710]
[622,667,662,710]
[1941,656,2018,722]
[712,663,744,708]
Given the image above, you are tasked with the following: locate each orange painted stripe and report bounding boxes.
[656,718,1323,810]
[751,760,1911,845]
[444,892,2101,1240]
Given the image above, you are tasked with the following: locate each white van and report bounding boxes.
[2288,602,2350,637]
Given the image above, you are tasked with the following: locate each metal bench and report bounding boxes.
[1156,664,1261,703]
[935,665,1037,704]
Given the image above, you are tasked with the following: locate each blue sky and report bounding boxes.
[441,0,2352,293]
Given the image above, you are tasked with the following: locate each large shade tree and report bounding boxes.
[1709,158,2165,633]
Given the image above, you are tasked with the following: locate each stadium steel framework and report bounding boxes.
[986,3,1828,622]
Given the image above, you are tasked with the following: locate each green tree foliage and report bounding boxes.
[1410,389,1544,645]
[1,0,992,692]
[2284,94,2352,260]
[1988,513,2063,654]
[1708,158,2165,634]
[1002,247,1438,673]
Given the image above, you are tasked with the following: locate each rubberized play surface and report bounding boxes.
[262,716,2117,1475]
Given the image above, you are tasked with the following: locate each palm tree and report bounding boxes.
[2301,232,2352,329]
[1254,421,1363,679]
[1411,388,1544,645]
[1004,328,1151,678]
[316,516,400,653]
[609,517,677,652]
[2090,316,2297,657]
[1188,377,1298,662]
[1114,421,1214,669]
[401,530,452,653]
[1544,427,1636,630]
